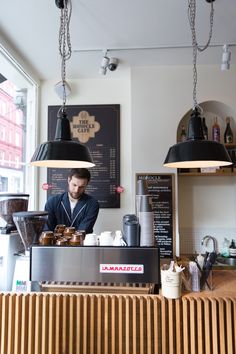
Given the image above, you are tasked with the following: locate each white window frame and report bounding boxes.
[0,41,40,210]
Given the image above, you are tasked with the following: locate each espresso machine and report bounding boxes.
[0,193,29,291]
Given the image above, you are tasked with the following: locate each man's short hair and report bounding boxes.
[68,168,91,182]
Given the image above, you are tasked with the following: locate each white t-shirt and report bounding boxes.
[68,194,78,213]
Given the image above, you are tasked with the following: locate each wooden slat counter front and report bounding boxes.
[0,270,235,354]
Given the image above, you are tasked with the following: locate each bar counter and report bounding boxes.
[0,270,235,354]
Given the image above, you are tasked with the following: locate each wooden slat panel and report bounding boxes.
[211,298,219,354]
[218,298,226,354]
[125,296,130,354]
[1,294,8,354]
[89,295,95,354]
[27,294,36,354]
[203,298,212,354]
[175,298,182,354]
[6,293,15,354]
[13,294,22,354]
[153,296,161,354]
[41,294,49,354]
[118,295,123,354]
[196,298,204,354]
[139,296,144,354]
[133,296,138,354]
[182,298,189,354]
[226,298,233,354]
[146,297,152,354]
[76,295,82,354]
[111,295,116,354]
[97,295,102,354]
[35,294,43,354]
[104,295,109,354]
[189,298,197,354]
[168,299,175,354]
[69,295,75,354]
[21,295,29,354]
[0,292,236,354]
[233,298,236,354]
[161,298,168,354]
[82,294,88,354]
[48,295,56,354]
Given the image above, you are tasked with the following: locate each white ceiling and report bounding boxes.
[0,0,236,80]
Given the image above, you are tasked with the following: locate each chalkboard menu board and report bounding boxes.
[136,173,175,258]
[47,105,120,208]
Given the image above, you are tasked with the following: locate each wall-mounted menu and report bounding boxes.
[136,173,175,258]
[47,105,120,208]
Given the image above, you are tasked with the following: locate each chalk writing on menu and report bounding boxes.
[136,174,175,258]
[47,105,120,208]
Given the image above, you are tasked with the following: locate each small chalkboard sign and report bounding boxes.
[136,173,175,258]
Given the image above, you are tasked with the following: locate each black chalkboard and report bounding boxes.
[136,173,175,258]
[46,104,120,208]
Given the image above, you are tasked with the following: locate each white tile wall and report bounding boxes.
[179,227,236,254]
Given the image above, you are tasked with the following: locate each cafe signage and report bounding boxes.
[136,173,175,258]
[47,104,120,208]
[100,264,144,274]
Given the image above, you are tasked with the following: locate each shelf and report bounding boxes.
[224,143,236,149]
[178,172,236,177]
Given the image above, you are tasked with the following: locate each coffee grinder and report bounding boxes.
[12,211,48,292]
[0,193,29,233]
[0,193,29,291]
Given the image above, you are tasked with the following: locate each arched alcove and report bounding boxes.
[177,101,236,255]
[176,100,236,143]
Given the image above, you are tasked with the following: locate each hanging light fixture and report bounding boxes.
[163,0,232,169]
[30,0,94,168]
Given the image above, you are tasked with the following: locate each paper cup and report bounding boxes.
[161,270,182,299]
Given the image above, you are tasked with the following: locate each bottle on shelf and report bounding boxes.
[180,124,187,142]
[229,239,236,257]
[224,117,234,144]
[220,237,230,257]
[212,117,220,142]
[202,117,208,140]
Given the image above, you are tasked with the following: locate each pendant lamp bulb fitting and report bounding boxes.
[55,0,67,9]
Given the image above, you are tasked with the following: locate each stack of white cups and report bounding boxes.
[139,194,154,246]
[136,179,154,247]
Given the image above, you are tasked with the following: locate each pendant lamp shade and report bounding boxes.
[30,111,95,168]
[30,0,94,169]
[164,0,232,169]
[164,140,232,168]
[163,108,232,168]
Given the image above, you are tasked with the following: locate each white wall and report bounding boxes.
[38,76,132,234]
[38,64,236,255]
[130,65,236,254]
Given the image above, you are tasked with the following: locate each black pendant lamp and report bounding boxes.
[164,107,232,168]
[30,109,94,168]
[30,0,94,168]
[164,0,232,169]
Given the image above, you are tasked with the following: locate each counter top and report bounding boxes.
[181,270,236,298]
[175,253,236,270]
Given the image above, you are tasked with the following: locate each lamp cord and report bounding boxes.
[188,0,214,109]
[58,0,72,115]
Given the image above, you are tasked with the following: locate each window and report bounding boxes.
[0,126,6,141]
[9,130,12,143]
[0,45,38,207]
[15,132,20,146]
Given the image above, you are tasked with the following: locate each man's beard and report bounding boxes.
[68,191,81,200]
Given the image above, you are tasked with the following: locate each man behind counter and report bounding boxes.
[45,168,99,233]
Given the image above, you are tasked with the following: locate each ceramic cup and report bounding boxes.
[99,231,114,246]
[83,233,98,246]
